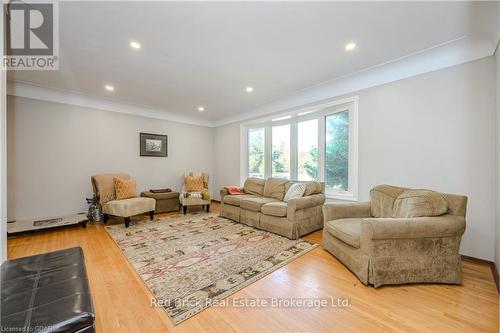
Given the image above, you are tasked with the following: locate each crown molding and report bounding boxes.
[7,82,216,127]
[213,36,497,127]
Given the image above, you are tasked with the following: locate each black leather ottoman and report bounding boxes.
[1,247,95,332]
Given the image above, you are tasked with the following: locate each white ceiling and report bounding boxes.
[8,1,500,124]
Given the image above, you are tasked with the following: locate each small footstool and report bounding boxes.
[141,191,180,214]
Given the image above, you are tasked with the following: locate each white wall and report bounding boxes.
[213,123,241,201]
[214,57,497,261]
[7,96,213,221]
[1,3,7,263]
[494,13,500,275]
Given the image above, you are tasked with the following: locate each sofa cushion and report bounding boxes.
[325,218,363,249]
[263,178,289,200]
[261,202,288,217]
[102,197,155,217]
[240,197,280,212]
[303,181,323,196]
[244,178,266,196]
[223,194,259,207]
[369,185,405,218]
[393,189,448,218]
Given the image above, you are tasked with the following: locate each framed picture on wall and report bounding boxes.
[140,133,168,157]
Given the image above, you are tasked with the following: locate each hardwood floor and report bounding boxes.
[7,202,499,333]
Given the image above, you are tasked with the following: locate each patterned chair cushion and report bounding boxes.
[113,177,137,200]
[185,175,205,192]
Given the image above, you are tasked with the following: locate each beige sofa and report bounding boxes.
[322,184,467,287]
[220,178,325,239]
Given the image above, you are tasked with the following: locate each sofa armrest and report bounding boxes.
[322,202,371,224]
[361,215,466,240]
[220,188,229,202]
[220,186,245,202]
[287,194,325,213]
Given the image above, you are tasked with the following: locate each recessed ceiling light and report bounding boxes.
[104,85,114,91]
[130,41,141,50]
[245,86,254,93]
[198,106,205,112]
[345,42,356,51]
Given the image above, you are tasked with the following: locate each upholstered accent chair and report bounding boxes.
[322,185,467,287]
[220,177,325,239]
[179,172,211,214]
[91,173,155,227]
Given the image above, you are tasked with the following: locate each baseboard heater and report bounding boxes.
[7,213,88,234]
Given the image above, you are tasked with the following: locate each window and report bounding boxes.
[325,111,349,192]
[243,97,358,200]
[297,119,318,181]
[248,128,265,178]
[272,124,290,179]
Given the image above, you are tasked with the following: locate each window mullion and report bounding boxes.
[318,116,325,182]
[290,120,298,181]
[264,126,272,178]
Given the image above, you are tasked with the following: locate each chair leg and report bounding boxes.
[124,217,130,228]
[183,206,187,214]
[206,204,210,213]
[149,211,154,221]
[103,214,108,223]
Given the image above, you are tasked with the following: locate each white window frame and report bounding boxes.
[240,96,358,201]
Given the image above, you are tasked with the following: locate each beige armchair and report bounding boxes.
[179,172,211,214]
[322,185,467,287]
[91,173,155,227]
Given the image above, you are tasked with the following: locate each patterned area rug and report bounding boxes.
[105,213,317,324]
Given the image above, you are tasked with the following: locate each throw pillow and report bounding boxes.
[263,178,289,201]
[393,189,448,218]
[186,175,205,192]
[113,177,137,200]
[283,183,307,202]
[225,186,244,195]
[244,177,266,196]
[303,181,322,196]
[369,184,405,218]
